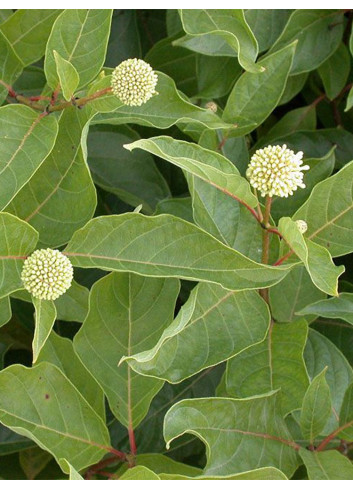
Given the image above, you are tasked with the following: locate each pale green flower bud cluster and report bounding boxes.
[296,220,308,234]
[110,58,158,106]
[21,249,73,300]
[246,144,309,198]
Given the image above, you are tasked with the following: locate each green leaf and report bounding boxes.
[0,296,11,328]
[339,382,353,440]
[164,393,299,476]
[155,197,193,223]
[179,9,261,73]
[298,293,353,325]
[226,319,309,415]
[300,368,331,443]
[0,31,23,105]
[299,448,353,480]
[123,284,270,383]
[120,466,160,480]
[19,446,52,480]
[0,105,58,210]
[105,10,141,67]
[0,10,62,66]
[44,9,112,90]
[223,42,296,136]
[74,272,179,428]
[0,425,34,456]
[279,73,308,105]
[245,9,292,52]
[196,55,241,99]
[318,43,350,100]
[0,362,110,472]
[269,267,326,323]
[269,10,344,74]
[0,213,38,298]
[64,214,293,292]
[174,33,235,57]
[0,10,13,23]
[304,329,353,433]
[6,107,97,248]
[60,459,83,480]
[89,72,234,130]
[116,453,202,478]
[125,136,257,208]
[278,217,344,295]
[293,160,353,257]
[32,298,56,364]
[345,86,353,112]
[160,467,288,480]
[256,106,317,147]
[88,128,170,214]
[53,50,79,102]
[145,33,198,96]
[37,331,105,420]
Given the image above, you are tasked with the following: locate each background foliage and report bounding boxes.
[0,8,353,480]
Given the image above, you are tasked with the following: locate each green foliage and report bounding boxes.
[0,7,353,481]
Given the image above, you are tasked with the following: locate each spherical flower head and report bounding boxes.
[110,58,158,106]
[296,219,308,234]
[246,144,309,198]
[21,248,73,301]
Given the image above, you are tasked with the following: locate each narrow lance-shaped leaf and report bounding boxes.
[293,159,353,257]
[298,293,353,325]
[64,214,294,292]
[300,368,332,443]
[179,9,261,72]
[44,9,112,90]
[0,105,58,210]
[299,448,353,480]
[0,213,38,298]
[278,217,344,296]
[122,284,270,383]
[74,272,179,428]
[125,136,257,209]
[164,393,299,477]
[53,50,79,101]
[222,42,296,136]
[225,319,309,415]
[32,298,56,364]
[0,362,111,472]
[89,72,235,131]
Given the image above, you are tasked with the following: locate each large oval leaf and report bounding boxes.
[64,214,293,291]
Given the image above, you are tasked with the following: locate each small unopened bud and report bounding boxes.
[205,101,217,113]
[21,249,73,300]
[296,220,308,234]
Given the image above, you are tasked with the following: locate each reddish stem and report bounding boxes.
[316,420,353,452]
[273,250,293,266]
